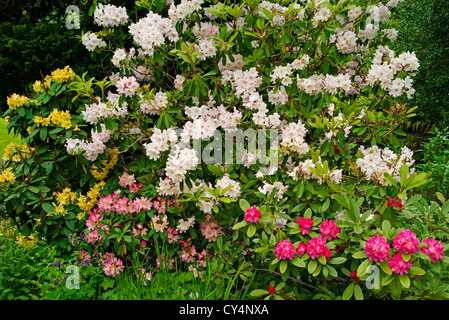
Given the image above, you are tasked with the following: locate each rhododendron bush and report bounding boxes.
[2,0,449,300]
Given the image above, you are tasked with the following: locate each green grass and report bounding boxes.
[0,118,22,157]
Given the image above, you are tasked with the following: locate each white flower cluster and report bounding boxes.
[129,11,178,56]
[241,150,262,168]
[143,128,178,160]
[268,86,289,106]
[215,174,241,199]
[168,0,204,21]
[81,32,106,52]
[368,4,391,23]
[174,74,186,91]
[319,111,353,144]
[182,174,240,213]
[65,124,114,161]
[366,46,418,98]
[157,177,181,196]
[181,104,242,142]
[288,157,343,184]
[258,181,288,199]
[312,5,333,27]
[256,1,292,26]
[94,3,128,27]
[177,216,196,233]
[230,67,263,100]
[347,6,363,21]
[297,73,353,96]
[335,31,358,54]
[280,120,309,155]
[115,76,140,97]
[196,39,218,60]
[140,92,169,115]
[269,55,310,89]
[356,145,415,186]
[165,146,200,182]
[192,22,219,40]
[81,93,128,125]
[218,54,247,73]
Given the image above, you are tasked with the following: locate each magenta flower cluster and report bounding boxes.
[274,219,341,261]
[364,229,444,276]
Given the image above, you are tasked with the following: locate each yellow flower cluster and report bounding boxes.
[50,187,79,217]
[77,181,106,216]
[15,234,38,248]
[51,66,76,83]
[91,148,119,180]
[7,93,29,110]
[2,142,34,163]
[0,218,15,239]
[0,167,16,186]
[0,219,37,248]
[33,80,46,93]
[56,187,78,206]
[34,108,72,130]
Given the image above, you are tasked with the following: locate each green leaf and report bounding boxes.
[399,165,409,185]
[239,199,251,212]
[354,283,364,300]
[291,256,305,268]
[42,202,54,214]
[280,260,288,274]
[357,259,372,277]
[329,257,347,265]
[342,282,354,300]
[352,251,367,259]
[308,259,318,274]
[247,224,256,237]
[399,275,410,288]
[250,289,269,297]
[409,266,426,276]
[233,220,248,230]
[389,276,402,299]
[40,127,48,141]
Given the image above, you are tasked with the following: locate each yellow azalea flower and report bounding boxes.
[33,80,45,93]
[7,93,29,110]
[77,212,86,220]
[50,66,76,83]
[53,204,67,216]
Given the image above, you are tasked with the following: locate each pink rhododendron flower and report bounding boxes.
[86,209,102,230]
[119,171,136,187]
[274,239,296,260]
[167,226,179,244]
[296,242,307,257]
[388,253,412,275]
[420,238,444,263]
[137,268,152,286]
[244,207,261,223]
[199,219,223,242]
[392,229,420,254]
[319,219,341,240]
[364,234,390,262]
[350,271,360,282]
[307,236,331,260]
[102,255,124,277]
[387,197,404,210]
[295,217,314,235]
[116,76,139,97]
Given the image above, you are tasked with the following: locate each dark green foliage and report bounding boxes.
[0,237,41,299]
[0,1,104,113]
[391,0,449,126]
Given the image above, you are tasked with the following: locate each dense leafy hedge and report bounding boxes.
[1,0,449,300]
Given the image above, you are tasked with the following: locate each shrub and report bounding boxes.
[1,0,448,300]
